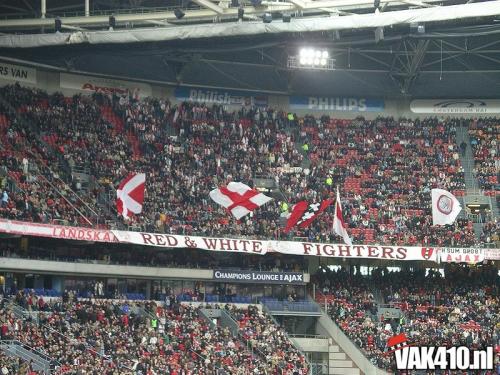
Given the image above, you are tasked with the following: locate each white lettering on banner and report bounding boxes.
[188,89,231,104]
[410,99,500,114]
[306,97,372,111]
[0,63,37,84]
[60,73,152,98]
[0,219,498,262]
[213,270,304,284]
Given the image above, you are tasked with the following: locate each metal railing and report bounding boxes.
[0,340,54,374]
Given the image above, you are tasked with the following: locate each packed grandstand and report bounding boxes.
[0,81,498,374]
[0,0,499,373]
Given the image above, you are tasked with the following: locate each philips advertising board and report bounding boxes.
[175,86,268,107]
[289,96,384,112]
[410,99,500,114]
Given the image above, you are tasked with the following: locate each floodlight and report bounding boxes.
[289,48,334,70]
[174,9,185,19]
[263,13,272,23]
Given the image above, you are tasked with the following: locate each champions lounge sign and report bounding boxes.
[0,219,497,263]
[214,270,305,284]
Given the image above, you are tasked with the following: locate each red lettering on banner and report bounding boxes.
[219,239,233,251]
[202,238,218,250]
[51,226,114,243]
[302,243,313,255]
[323,245,335,256]
[337,245,351,257]
[353,245,364,257]
[251,241,263,254]
[240,240,251,252]
[381,247,394,259]
[396,248,407,259]
[165,235,178,247]
[155,235,166,246]
[142,233,154,245]
[367,246,379,258]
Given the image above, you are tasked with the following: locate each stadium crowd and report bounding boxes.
[0,290,308,374]
[469,118,499,194]
[315,264,500,372]
[0,84,497,248]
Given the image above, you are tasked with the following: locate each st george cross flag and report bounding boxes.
[209,182,272,220]
[431,188,462,226]
[116,173,146,219]
[332,188,352,245]
[284,199,333,233]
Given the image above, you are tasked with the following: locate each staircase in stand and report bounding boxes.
[100,105,142,160]
[454,124,496,238]
[328,342,360,375]
[455,124,480,193]
[127,131,142,159]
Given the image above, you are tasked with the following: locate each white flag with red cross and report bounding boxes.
[209,182,272,220]
[116,173,146,219]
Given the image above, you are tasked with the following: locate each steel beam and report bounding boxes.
[41,0,46,19]
[191,0,225,14]
[0,0,453,29]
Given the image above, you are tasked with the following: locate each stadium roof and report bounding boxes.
[1,0,500,98]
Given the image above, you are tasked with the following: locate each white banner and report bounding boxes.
[0,62,36,84]
[112,230,441,261]
[0,219,498,263]
[60,73,152,98]
[439,247,485,264]
[410,99,500,114]
[0,219,117,242]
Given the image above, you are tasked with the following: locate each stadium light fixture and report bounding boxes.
[54,17,62,33]
[109,15,116,30]
[290,48,335,70]
[174,9,185,19]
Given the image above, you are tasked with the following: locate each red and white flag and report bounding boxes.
[284,199,333,233]
[431,188,462,226]
[116,173,146,219]
[332,187,352,245]
[209,182,272,220]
